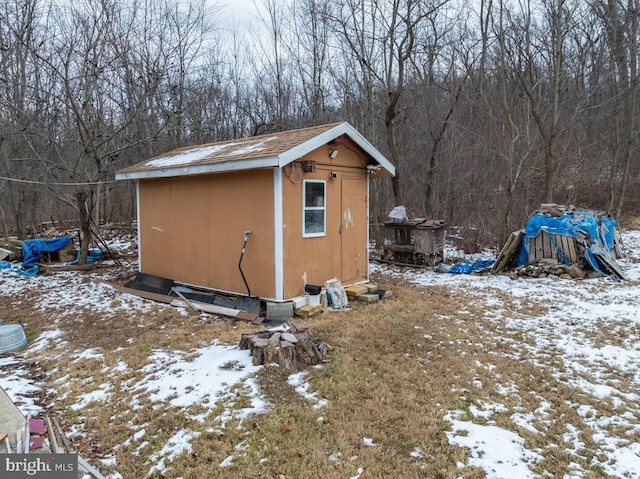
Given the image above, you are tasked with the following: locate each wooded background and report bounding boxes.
[1,0,639,250]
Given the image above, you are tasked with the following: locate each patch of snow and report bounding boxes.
[287,371,328,409]
[148,429,201,476]
[134,345,261,409]
[70,382,113,410]
[445,410,542,478]
[146,144,233,168]
[363,437,377,447]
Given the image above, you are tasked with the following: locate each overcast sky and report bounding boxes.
[218,0,261,25]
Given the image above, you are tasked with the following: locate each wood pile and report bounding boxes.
[492,204,625,280]
[239,322,328,372]
[507,263,590,280]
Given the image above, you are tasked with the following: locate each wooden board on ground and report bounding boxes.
[38,262,95,272]
[345,284,368,299]
[491,230,524,273]
[171,300,261,323]
[100,281,176,304]
[102,281,261,323]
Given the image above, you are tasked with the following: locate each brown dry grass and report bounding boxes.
[1,266,636,478]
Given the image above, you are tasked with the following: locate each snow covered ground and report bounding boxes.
[1,229,639,478]
[373,229,640,479]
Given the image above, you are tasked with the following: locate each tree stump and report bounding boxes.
[239,323,328,372]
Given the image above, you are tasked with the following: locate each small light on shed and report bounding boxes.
[302,160,316,173]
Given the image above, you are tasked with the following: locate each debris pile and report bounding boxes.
[239,323,328,372]
[492,204,625,280]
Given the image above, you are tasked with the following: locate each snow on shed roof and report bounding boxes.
[115,122,395,180]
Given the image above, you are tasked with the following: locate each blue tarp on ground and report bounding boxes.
[21,236,74,268]
[516,209,618,277]
[449,259,495,274]
[0,246,104,278]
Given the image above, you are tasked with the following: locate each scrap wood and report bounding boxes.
[78,455,107,479]
[102,280,262,323]
[48,415,106,479]
[101,280,175,303]
[171,287,199,314]
[170,299,261,324]
[52,416,73,453]
[38,262,95,272]
[491,230,524,273]
[45,415,63,453]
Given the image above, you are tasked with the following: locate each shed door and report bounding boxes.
[341,177,368,284]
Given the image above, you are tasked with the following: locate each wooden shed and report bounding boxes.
[115,122,395,301]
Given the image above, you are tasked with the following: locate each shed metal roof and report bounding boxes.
[115,122,395,180]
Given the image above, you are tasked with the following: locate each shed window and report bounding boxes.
[303,180,326,237]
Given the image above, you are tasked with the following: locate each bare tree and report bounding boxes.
[593,0,640,217]
[0,0,49,237]
[288,0,334,124]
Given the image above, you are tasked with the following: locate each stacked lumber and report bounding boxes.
[239,323,328,372]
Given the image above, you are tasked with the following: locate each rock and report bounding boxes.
[280,332,298,343]
[268,332,281,347]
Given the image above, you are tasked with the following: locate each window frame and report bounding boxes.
[302,179,326,238]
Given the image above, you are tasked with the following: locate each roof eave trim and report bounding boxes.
[277,122,396,177]
[115,156,280,180]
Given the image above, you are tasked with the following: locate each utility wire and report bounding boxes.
[0,175,119,186]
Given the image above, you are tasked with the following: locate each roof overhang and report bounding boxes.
[115,156,280,181]
[115,122,395,181]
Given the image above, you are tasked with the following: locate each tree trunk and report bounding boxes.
[76,192,91,264]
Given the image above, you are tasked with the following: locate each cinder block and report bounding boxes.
[266,302,294,320]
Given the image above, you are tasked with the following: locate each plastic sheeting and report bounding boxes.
[2,238,104,278]
[516,210,618,277]
[449,259,495,274]
[21,236,74,268]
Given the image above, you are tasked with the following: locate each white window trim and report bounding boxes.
[302,179,326,238]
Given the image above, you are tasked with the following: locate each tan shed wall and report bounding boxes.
[281,143,369,298]
[138,170,275,297]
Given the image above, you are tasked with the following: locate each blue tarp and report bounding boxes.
[70,248,103,264]
[21,236,74,268]
[449,259,495,274]
[516,210,618,277]
[1,237,104,278]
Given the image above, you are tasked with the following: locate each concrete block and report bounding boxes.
[266,302,294,320]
